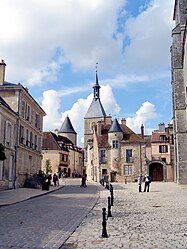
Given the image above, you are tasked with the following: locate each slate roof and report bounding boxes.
[85,98,106,118]
[97,122,144,148]
[84,71,106,119]
[42,132,69,151]
[59,116,77,134]
[108,118,123,133]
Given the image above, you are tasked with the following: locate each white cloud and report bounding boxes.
[126,101,157,133]
[124,0,175,74]
[41,90,62,131]
[0,0,125,85]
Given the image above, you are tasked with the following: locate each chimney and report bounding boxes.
[0,59,6,85]
[106,115,112,125]
[121,118,126,125]
[141,124,144,138]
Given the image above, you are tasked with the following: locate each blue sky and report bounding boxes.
[0,0,175,146]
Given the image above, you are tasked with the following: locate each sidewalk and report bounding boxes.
[0,179,66,207]
[61,182,187,249]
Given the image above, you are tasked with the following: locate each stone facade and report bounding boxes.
[145,123,174,182]
[171,0,187,184]
[0,60,46,189]
[0,97,18,190]
[84,72,147,183]
[42,119,85,178]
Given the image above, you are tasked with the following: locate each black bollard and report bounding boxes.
[138,184,142,192]
[107,196,112,217]
[110,186,114,206]
[102,207,108,238]
[110,184,112,192]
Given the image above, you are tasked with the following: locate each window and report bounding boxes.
[112,140,119,148]
[61,154,67,162]
[35,113,40,129]
[21,100,25,118]
[34,135,37,150]
[102,169,107,174]
[27,106,30,121]
[124,165,132,175]
[159,145,168,153]
[20,125,24,144]
[38,137,41,151]
[5,122,12,147]
[126,149,132,162]
[31,110,34,125]
[30,132,33,148]
[100,149,107,163]
[26,129,29,146]
[160,135,167,141]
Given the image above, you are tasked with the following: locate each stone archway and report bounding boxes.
[149,161,164,181]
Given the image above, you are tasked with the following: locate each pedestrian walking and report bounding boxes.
[53,173,58,186]
[80,174,87,187]
[144,174,151,192]
[138,174,142,192]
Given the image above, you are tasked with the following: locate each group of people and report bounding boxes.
[47,171,66,186]
[138,174,152,192]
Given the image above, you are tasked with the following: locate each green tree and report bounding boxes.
[45,159,52,176]
[0,143,6,161]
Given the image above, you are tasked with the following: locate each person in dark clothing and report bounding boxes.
[53,173,58,186]
[80,175,87,187]
[47,174,52,186]
[144,174,152,192]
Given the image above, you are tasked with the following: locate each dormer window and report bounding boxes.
[160,135,167,141]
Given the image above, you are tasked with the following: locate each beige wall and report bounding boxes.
[42,150,60,174]
[0,87,45,188]
[0,106,17,190]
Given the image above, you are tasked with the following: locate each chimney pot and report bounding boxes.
[0,59,6,85]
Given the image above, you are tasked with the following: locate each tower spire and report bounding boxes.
[93,62,100,100]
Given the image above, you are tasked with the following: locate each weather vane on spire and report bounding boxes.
[96,62,98,73]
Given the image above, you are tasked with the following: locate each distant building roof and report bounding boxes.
[42,132,69,151]
[108,118,123,133]
[59,116,77,134]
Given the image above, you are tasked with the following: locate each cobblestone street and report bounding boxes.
[62,182,187,249]
[0,179,99,249]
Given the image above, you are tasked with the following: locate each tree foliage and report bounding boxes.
[45,159,52,176]
[0,143,6,161]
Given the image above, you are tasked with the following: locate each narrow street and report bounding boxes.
[0,179,99,249]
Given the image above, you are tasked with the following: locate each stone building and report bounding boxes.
[171,0,187,184]
[144,123,174,182]
[0,96,18,190]
[42,116,85,177]
[84,71,147,182]
[0,60,46,188]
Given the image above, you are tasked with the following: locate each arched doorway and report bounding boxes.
[149,162,164,181]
